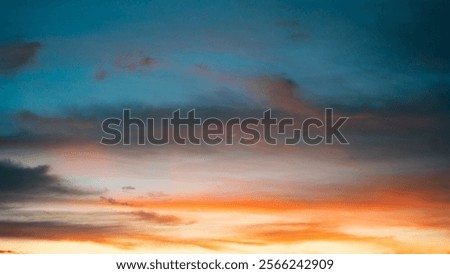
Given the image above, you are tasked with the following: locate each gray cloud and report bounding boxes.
[115,53,157,72]
[0,110,100,148]
[0,219,218,250]
[100,196,132,207]
[0,220,125,247]
[246,75,319,116]
[95,69,108,80]
[131,210,189,225]
[0,159,102,203]
[122,186,136,191]
[0,41,41,75]
[15,110,96,136]
[147,192,168,198]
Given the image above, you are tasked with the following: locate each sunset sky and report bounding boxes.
[0,0,449,254]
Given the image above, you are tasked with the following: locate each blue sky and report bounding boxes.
[2,0,448,118]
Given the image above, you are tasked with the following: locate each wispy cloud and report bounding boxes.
[122,186,136,191]
[115,54,157,72]
[0,249,16,254]
[99,196,133,207]
[0,220,130,248]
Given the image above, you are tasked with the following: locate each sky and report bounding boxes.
[0,0,449,253]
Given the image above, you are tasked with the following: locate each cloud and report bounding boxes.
[0,209,195,249]
[0,220,129,248]
[131,210,188,225]
[16,111,95,132]
[274,19,309,41]
[0,41,41,75]
[122,186,136,191]
[0,159,102,203]
[234,221,417,253]
[112,168,450,214]
[0,250,16,254]
[337,91,450,160]
[240,222,377,243]
[0,88,447,163]
[115,53,157,72]
[0,219,218,251]
[194,69,321,115]
[0,111,100,147]
[94,69,107,80]
[339,170,450,206]
[0,106,271,148]
[245,75,323,118]
[147,192,168,198]
[91,51,157,81]
[100,196,133,207]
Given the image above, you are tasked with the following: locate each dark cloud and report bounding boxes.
[91,51,157,81]
[115,54,157,72]
[0,111,100,147]
[16,111,96,135]
[0,220,127,247]
[0,250,15,254]
[122,186,136,191]
[0,159,102,203]
[246,75,320,116]
[94,69,107,80]
[335,86,450,160]
[0,41,41,75]
[131,210,187,225]
[0,219,222,251]
[0,209,189,248]
[0,106,272,148]
[100,196,132,207]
